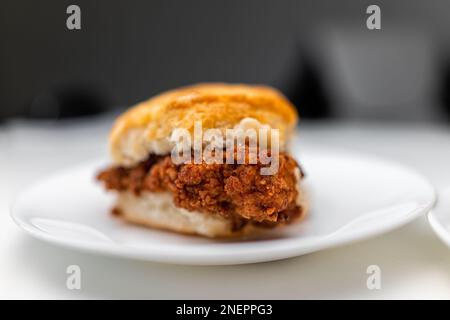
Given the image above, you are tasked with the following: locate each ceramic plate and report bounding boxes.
[428,187,450,248]
[11,147,436,265]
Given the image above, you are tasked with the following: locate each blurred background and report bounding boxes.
[1,0,450,122]
[3,1,450,300]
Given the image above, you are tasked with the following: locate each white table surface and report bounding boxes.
[1,116,450,299]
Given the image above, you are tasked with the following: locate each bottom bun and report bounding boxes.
[114,189,308,238]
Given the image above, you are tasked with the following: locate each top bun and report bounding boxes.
[110,83,298,166]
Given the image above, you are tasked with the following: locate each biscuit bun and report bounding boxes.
[115,187,308,238]
[110,83,298,166]
[115,191,258,237]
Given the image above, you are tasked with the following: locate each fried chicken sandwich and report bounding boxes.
[97,83,307,237]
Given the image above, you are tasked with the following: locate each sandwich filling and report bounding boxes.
[97,149,305,230]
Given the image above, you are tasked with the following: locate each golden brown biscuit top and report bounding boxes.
[109,83,299,165]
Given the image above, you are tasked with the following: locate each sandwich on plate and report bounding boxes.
[97,83,307,238]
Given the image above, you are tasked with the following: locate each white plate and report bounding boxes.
[428,187,450,248]
[11,147,436,265]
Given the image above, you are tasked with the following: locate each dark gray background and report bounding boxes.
[1,0,449,121]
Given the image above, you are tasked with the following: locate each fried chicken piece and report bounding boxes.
[97,151,304,224]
